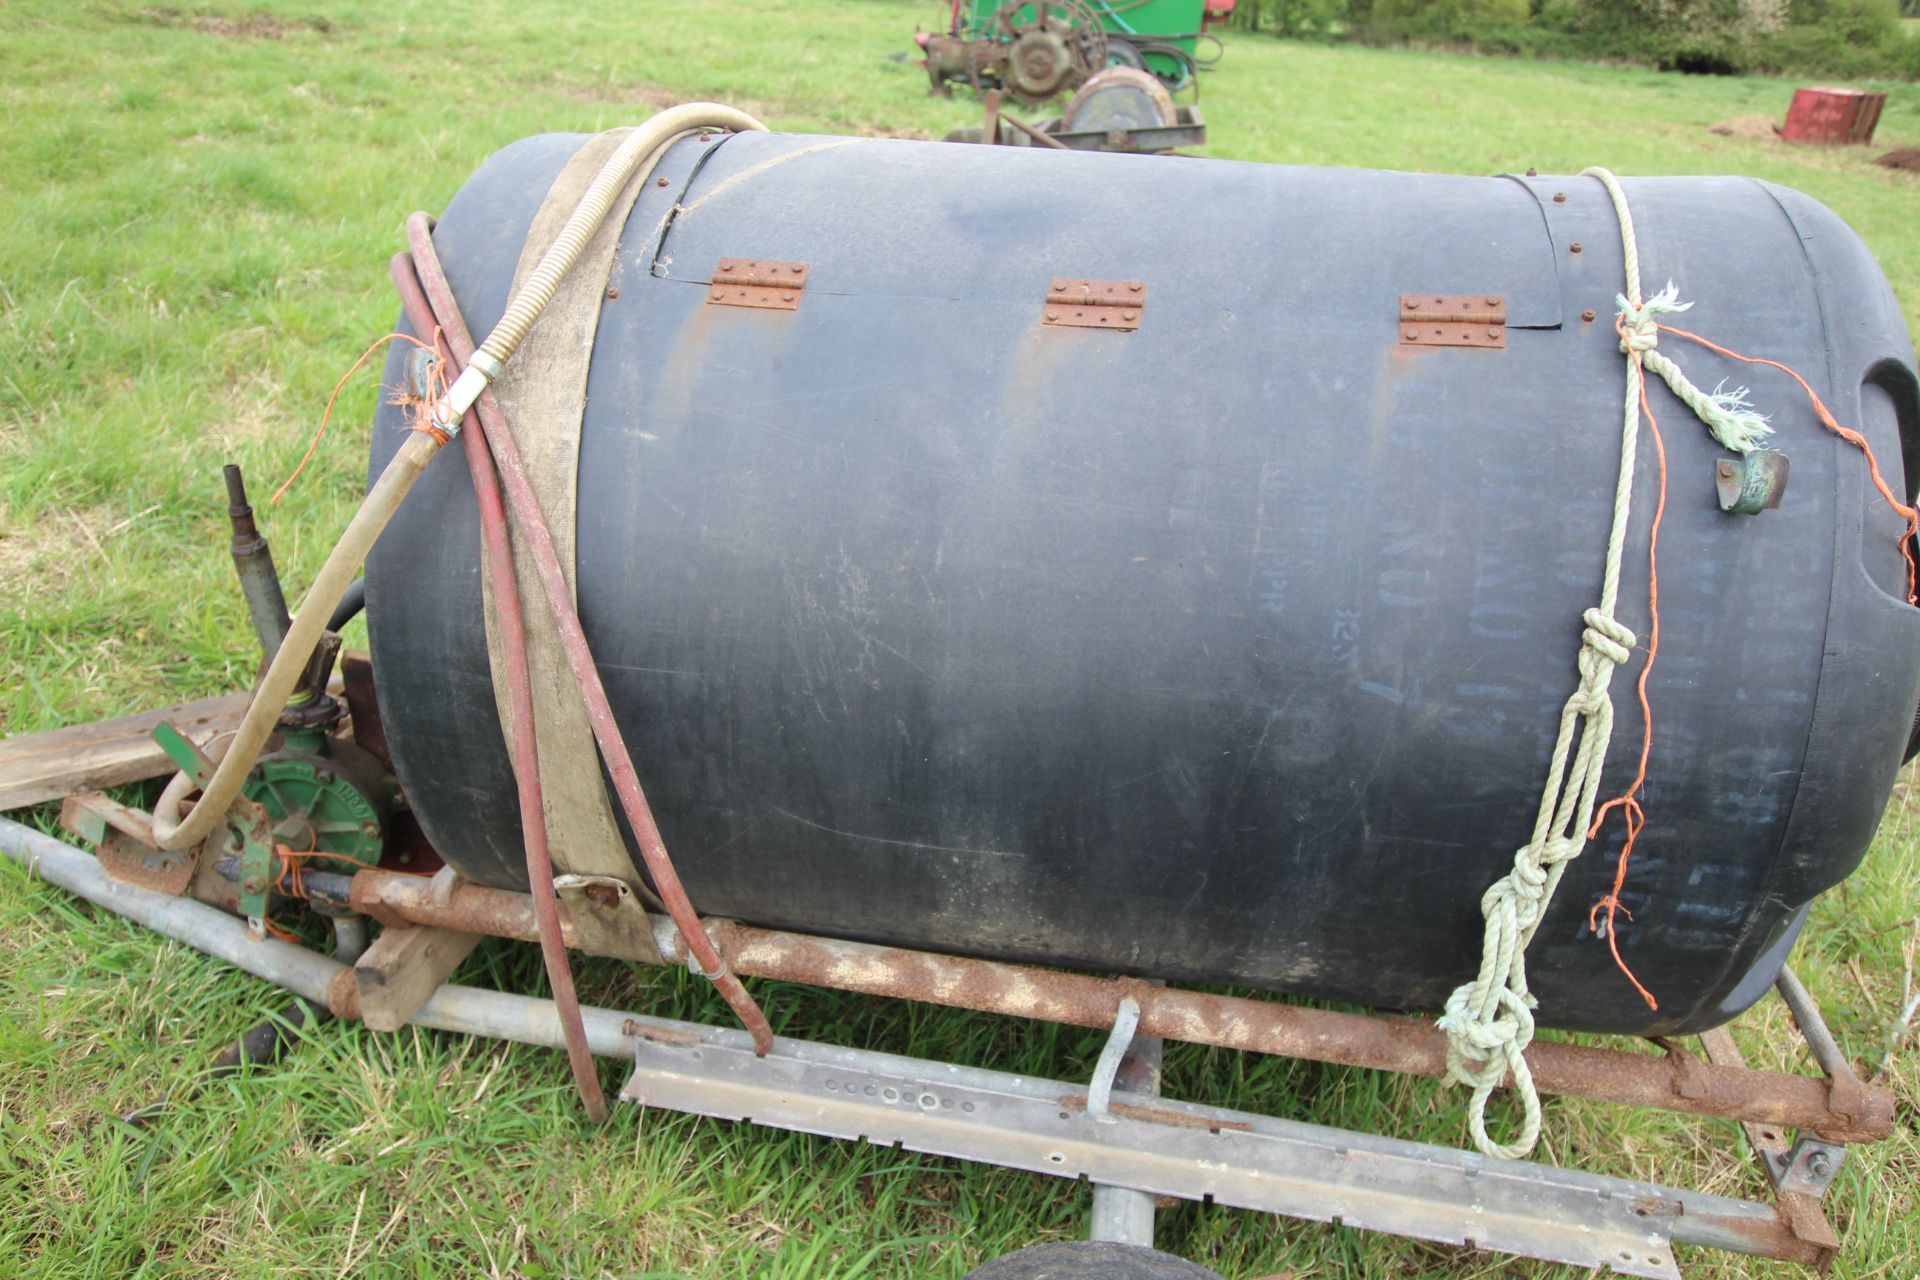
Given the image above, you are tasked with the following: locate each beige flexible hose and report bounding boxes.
[150,102,766,855]
[475,103,763,370]
[152,430,444,850]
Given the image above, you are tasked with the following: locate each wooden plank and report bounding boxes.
[0,692,252,812]
[0,661,360,813]
[354,925,482,1032]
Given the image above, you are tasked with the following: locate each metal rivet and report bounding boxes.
[656,176,669,187]
[1525,166,1538,176]
[605,286,619,300]
[1487,327,1500,338]
[1046,311,1059,321]
[791,264,803,274]
[1123,310,1137,321]
[1552,192,1567,204]
[719,260,733,271]
[1129,282,1142,292]
[710,290,724,301]
[1717,460,1736,477]
[1404,298,1418,310]
[1404,328,1418,340]
[1582,308,1597,322]
[1569,242,1583,254]
[781,293,794,302]
[1485,298,1499,308]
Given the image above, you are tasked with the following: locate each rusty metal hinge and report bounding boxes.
[1398,295,1506,349]
[1044,278,1146,330]
[708,259,808,311]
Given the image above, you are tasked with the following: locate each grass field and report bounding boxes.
[2,2,1918,1276]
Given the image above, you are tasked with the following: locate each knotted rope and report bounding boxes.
[1437,166,1771,1160]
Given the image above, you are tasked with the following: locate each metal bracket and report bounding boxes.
[59,791,199,896]
[1087,997,1142,1123]
[1043,279,1146,330]
[1399,295,1507,349]
[1763,1137,1847,1197]
[707,259,808,311]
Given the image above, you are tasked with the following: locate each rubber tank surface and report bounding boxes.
[367,130,1920,1035]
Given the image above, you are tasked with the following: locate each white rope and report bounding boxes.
[1437,166,1769,1160]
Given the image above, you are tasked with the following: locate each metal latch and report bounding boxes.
[1399,295,1506,349]
[708,259,808,311]
[1044,278,1146,330]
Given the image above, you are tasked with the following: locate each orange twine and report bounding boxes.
[1660,322,1919,604]
[1587,319,1920,1011]
[271,329,449,505]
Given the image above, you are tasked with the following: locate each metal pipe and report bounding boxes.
[392,248,609,1122]
[330,914,369,965]
[0,816,1828,1266]
[1775,966,1855,1084]
[1091,984,1164,1247]
[1003,112,1071,150]
[223,464,293,667]
[337,864,1897,1143]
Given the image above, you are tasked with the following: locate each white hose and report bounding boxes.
[151,102,766,854]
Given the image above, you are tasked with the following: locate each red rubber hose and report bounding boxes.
[390,252,610,1120]
[401,214,775,1056]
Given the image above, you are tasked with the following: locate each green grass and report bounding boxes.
[2,2,1917,1276]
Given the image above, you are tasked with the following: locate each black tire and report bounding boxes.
[961,1242,1226,1280]
[1105,38,1146,70]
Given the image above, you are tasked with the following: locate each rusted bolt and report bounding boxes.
[1552,192,1567,204]
[1525,166,1538,176]
[1717,460,1736,478]
[699,131,711,141]
[584,883,621,908]
[1582,308,1597,323]
[605,286,620,300]
[1806,1151,1834,1179]
[1569,242,1583,254]
[242,876,266,894]
[361,821,380,837]
[656,176,670,187]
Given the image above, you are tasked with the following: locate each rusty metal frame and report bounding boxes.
[56,793,1874,1271]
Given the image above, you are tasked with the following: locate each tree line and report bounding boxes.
[1229,0,1920,79]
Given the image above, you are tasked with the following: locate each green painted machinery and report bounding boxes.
[921,0,1227,101]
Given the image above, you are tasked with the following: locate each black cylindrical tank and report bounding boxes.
[367,131,1920,1035]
